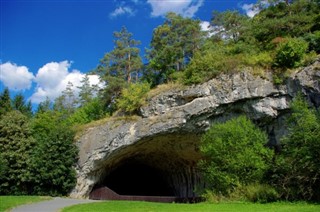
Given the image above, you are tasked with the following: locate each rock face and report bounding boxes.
[70,61,320,199]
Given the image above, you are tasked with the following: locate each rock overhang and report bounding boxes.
[71,61,320,199]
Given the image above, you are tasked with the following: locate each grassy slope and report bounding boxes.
[62,201,320,212]
[0,196,51,212]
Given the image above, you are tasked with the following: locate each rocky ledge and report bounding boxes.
[70,60,320,199]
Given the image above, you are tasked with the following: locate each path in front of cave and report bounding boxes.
[11,197,98,212]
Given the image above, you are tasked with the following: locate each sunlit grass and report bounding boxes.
[62,200,320,212]
[147,82,185,99]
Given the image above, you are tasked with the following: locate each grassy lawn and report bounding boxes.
[62,200,320,212]
[0,196,51,212]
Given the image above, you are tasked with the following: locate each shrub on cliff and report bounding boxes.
[273,38,308,68]
[117,82,150,114]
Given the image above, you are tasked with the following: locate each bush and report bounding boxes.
[30,111,78,196]
[201,190,227,203]
[271,94,320,201]
[0,111,35,195]
[304,31,320,53]
[244,52,273,68]
[273,37,308,68]
[182,52,221,85]
[199,116,273,195]
[117,82,150,114]
[231,184,279,203]
[303,51,318,66]
[182,50,243,85]
[67,98,105,126]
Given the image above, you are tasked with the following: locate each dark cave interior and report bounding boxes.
[92,134,203,199]
[103,159,175,196]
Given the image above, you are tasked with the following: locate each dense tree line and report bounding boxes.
[0,89,78,196]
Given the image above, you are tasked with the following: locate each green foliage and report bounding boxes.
[67,98,105,126]
[244,52,273,68]
[199,116,273,195]
[0,88,12,117]
[304,31,320,53]
[30,111,78,196]
[117,82,150,114]
[100,75,127,114]
[54,81,78,115]
[180,0,319,85]
[77,74,97,106]
[271,94,320,201]
[302,51,318,66]
[0,153,8,180]
[251,0,319,48]
[0,94,79,196]
[182,52,222,85]
[211,10,249,42]
[36,97,52,114]
[97,26,142,83]
[231,184,279,203]
[182,41,252,85]
[147,12,203,84]
[12,93,33,117]
[96,26,142,113]
[0,111,35,195]
[273,38,308,68]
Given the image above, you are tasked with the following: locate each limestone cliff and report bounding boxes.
[70,60,320,199]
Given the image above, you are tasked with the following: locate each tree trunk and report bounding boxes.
[127,52,131,83]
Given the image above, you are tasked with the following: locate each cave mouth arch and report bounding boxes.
[91,133,204,199]
[102,159,174,196]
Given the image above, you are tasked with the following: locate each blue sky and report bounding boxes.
[0,0,257,104]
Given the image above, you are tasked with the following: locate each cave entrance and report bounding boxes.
[90,133,204,201]
[103,159,174,196]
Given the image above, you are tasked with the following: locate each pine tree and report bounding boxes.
[62,81,77,114]
[211,10,248,42]
[12,93,33,117]
[77,75,94,106]
[147,12,203,84]
[96,26,142,113]
[36,97,52,114]
[97,26,142,83]
[0,88,12,117]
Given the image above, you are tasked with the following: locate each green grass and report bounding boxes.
[0,196,51,212]
[62,200,320,212]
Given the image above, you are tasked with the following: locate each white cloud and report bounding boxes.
[110,6,135,18]
[0,62,34,91]
[30,61,103,104]
[241,3,260,18]
[35,60,69,89]
[147,0,204,17]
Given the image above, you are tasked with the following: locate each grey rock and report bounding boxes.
[70,62,320,199]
